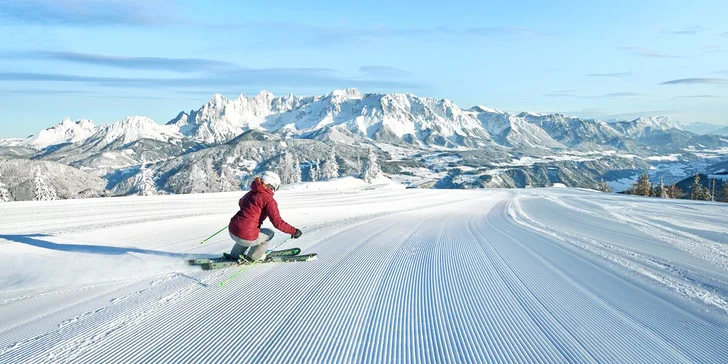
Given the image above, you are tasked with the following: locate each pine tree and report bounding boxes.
[357,152,362,176]
[278,152,295,184]
[188,164,208,193]
[654,177,668,198]
[690,175,711,201]
[217,165,237,192]
[362,147,383,183]
[321,146,339,180]
[0,173,10,202]
[596,180,612,193]
[666,184,685,199]
[308,161,318,182]
[33,166,58,201]
[315,159,323,181]
[630,172,652,197]
[723,182,728,203]
[138,163,157,196]
[292,155,302,183]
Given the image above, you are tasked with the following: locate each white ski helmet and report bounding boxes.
[260,171,281,191]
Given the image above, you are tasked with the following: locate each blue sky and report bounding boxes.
[1,0,727,138]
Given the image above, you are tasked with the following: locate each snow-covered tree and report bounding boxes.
[0,173,10,202]
[362,147,383,183]
[138,163,157,196]
[723,182,728,203]
[188,164,208,193]
[33,166,58,201]
[217,165,237,192]
[629,172,652,197]
[321,146,339,180]
[666,184,685,199]
[653,177,668,198]
[596,180,612,193]
[292,155,302,183]
[690,175,711,201]
[309,161,318,182]
[278,152,295,184]
[357,152,362,175]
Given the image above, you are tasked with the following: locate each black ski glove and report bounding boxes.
[292,229,302,239]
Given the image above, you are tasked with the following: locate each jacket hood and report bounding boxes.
[250,178,274,195]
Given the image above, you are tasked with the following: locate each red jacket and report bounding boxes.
[229,178,297,240]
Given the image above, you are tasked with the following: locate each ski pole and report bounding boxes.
[218,237,292,288]
[201,225,228,245]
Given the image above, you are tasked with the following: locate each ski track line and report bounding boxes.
[510,195,728,315]
[483,201,694,363]
[505,197,728,362]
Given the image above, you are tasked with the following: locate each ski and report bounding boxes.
[267,253,318,263]
[187,247,301,265]
[267,247,301,258]
[199,253,318,270]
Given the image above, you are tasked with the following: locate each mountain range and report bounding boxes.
[1,88,727,201]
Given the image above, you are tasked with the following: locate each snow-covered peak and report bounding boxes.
[327,88,363,100]
[0,138,23,147]
[468,105,504,114]
[609,116,681,138]
[631,116,680,131]
[20,117,97,149]
[256,90,274,101]
[89,116,181,146]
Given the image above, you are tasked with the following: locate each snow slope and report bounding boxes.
[1,185,727,363]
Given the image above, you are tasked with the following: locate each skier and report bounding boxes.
[228,171,302,262]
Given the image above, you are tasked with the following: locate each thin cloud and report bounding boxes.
[0,68,427,91]
[544,91,643,98]
[704,45,726,53]
[661,78,728,85]
[359,66,411,78]
[0,88,202,100]
[465,26,546,37]
[0,89,89,95]
[587,72,632,77]
[595,92,643,98]
[619,47,682,58]
[9,51,236,73]
[0,0,173,26]
[671,95,726,99]
[659,26,703,35]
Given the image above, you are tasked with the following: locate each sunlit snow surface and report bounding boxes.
[1,180,727,363]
